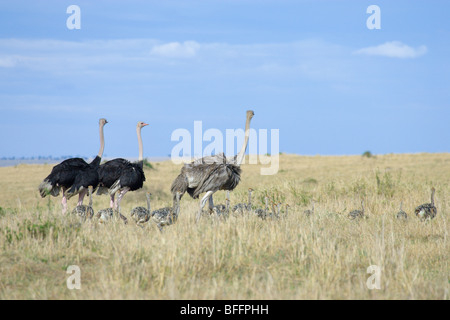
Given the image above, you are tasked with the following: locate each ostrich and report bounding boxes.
[232,188,254,215]
[97,121,148,213]
[96,206,128,224]
[96,207,114,223]
[304,200,315,217]
[415,187,437,221]
[212,191,230,219]
[131,192,152,226]
[276,202,282,218]
[285,204,290,216]
[72,186,94,221]
[348,200,365,220]
[267,201,280,220]
[151,192,181,231]
[38,118,108,214]
[255,196,269,219]
[396,202,408,220]
[171,110,254,222]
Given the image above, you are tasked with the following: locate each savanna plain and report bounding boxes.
[0,153,448,300]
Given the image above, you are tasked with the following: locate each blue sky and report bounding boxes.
[0,0,449,158]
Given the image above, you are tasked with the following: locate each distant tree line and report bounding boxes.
[0,155,88,161]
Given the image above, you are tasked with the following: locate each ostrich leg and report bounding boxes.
[208,195,214,213]
[109,194,115,209]
[115,188,130,223]
[77,189,87,206]
[197,191,214,223]
[61,187,68,214]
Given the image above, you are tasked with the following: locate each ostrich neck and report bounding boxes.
[431,190,435,204]
[147,195,151,212]
[248,191,252,206]
[137,126,144,162]
[236,116,252,167]
[98,123,105,158]
[174,196,181,216]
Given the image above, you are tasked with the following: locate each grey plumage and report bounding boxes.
[72,186,94,221]
[304,200,315,216]
[151,192,181,231]
[170,110,254,222]
[415,187,437,221]
[96,207,115,223]
[212,191,230,219]
[172,155,242,201]
[254,196,269,219]
[396,202,408,220]
[131,192,152,225]
[232,188,253,214]
[348,200,365,220]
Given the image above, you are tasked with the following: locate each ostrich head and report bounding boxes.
[246,110,255,120]
[138,121,149,129]
[431,187,436,204]
[99,118,108,126]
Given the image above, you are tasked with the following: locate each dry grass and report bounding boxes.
[0,153,448,299]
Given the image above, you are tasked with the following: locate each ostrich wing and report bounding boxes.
[66,166,100,199]
[118,163,146,191]
[98,159,132,188]
[190,163,241,199]
[170,154,240,199]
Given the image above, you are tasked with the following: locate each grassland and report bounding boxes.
[0,153,448,299]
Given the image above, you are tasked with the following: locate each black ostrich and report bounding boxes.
[171,110,254,222]
[38,118,108,214]
[96,121,148,211]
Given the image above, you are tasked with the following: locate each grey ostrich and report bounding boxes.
[151,192,181,231]
[72,186,94,221]
[96,207,114,223]
[38,118,108,214]
[267,201,280,220]
[348,200,365,220]
[97,121,148,213]
[285,204,290,216]
[396,202,408,220]
[232,188,254,215]
[304,200,315,216]
[254,195,269,219]
[131,192,152,226]
[96,197,128,224]
[212,191,230,219]
[171,110,254,222]
[415,187,437,221]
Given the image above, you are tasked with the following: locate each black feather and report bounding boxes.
[97,158,146,193]
[39,156,101,198]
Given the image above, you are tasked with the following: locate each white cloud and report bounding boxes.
[0,56,15,67]
[354,41,427,58]
[150,41,200,58]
